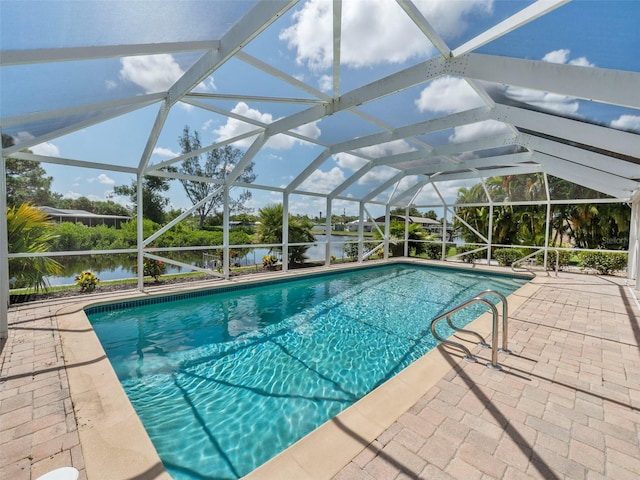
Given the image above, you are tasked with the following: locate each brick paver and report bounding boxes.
[338,273,640,479]
[2,271,640,479]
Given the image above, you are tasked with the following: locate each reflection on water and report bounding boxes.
[45,236,362,285]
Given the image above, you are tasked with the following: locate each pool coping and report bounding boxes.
[55,260,542,479]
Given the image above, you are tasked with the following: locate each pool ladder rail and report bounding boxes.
[430,290,509,370]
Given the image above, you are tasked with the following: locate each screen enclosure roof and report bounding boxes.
[2,0,640,208]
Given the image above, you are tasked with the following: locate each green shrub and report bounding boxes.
[343,242,359,260]
[535,249,572,269]
[143,257,166,281]
[455,245,486,263]
[423,242,455,259]
[75,271,99,292]
[579,251,628,275]
[262,255,277,268]
[493,248,525,266]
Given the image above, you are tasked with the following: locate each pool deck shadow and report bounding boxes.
[2,261,640,479]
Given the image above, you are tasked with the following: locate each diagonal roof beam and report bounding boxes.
[429,164,543,183]
[402,152,534,176]
[518,133,640,179]
[374,133,519,167]
[362,171,406,203]
[138,0,297,172]
[462,53,640,109]
[492,103,640,159]
[396,0,451,57]
[3,97,164,155]
[0,41,220,66]
[452,0,570,57]
[533,152,638,198]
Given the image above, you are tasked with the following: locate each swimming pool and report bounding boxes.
[86,263,528,479]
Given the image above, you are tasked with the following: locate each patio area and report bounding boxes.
[1,267,640,479]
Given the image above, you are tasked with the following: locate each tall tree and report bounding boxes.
[178,126,256,229]
[3,135,60,207]
[112,174,172,224]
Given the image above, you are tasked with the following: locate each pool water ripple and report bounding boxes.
[89,264,527,479]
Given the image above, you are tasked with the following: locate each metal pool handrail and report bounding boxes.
[476,290,510,353]
[431,290,510,370]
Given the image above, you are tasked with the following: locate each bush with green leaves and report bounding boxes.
[343,241,359,260]
[422,242,455,260]
[454,245,486,263]
[578,251,628,275]
[75,271,99,292]
[535,249,572,269]
[143,257,166,281]
[493,248,526,266]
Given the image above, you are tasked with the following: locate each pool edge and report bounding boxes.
[244,273,546,480]
[55,260,541,480]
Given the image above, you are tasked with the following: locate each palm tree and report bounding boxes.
[255,204,315,266]
[7,203,62,292]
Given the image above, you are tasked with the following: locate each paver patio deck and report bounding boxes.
[1,268,639,479]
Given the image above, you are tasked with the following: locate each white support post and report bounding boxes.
[404,207,410,257]
[325,198,332,266]
[358,203,365,263]
[628,194,640,287]
[136,174,144,291]
[282,193,289,273]
[481,180,493,264]
[543,173,551,269]
[441,206,448,261]
[223,185,230,280]
[0,152,8,339]
[384,205,391,260]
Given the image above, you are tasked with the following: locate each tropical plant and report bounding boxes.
[373,222,429,257]
[143,257,166,282]
[7,203,62,292]
[255,204,315,266]
[75,271,99,292]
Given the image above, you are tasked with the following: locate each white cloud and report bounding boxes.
[62,191,83,200]
[31,142,60,157]
[318,74,332,93]
[360,165,398,185]
[153,147,180,157]
[105,79,117,90]
[334,152,368,171]
[213,102,321,149]
[504,87,579,115]
[542,49,595,67]
[448,119,511,144]
[541,49,570,64]
[355,139,416,158]
[610,115,640,133]
[500,49,593,115]
[415,76,485,113]
[334,140,414,172]
[120,54,185,93]
[299,166,346,193]
[97,174,115,185]
[280,0,492,70]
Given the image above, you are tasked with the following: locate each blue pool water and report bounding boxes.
[87,264,528,479]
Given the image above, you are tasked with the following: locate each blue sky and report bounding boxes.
[2,0,640,219]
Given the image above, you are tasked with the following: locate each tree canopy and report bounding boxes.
[112,174,173,224]
[177,125,256,229]
[454,174,630,249]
